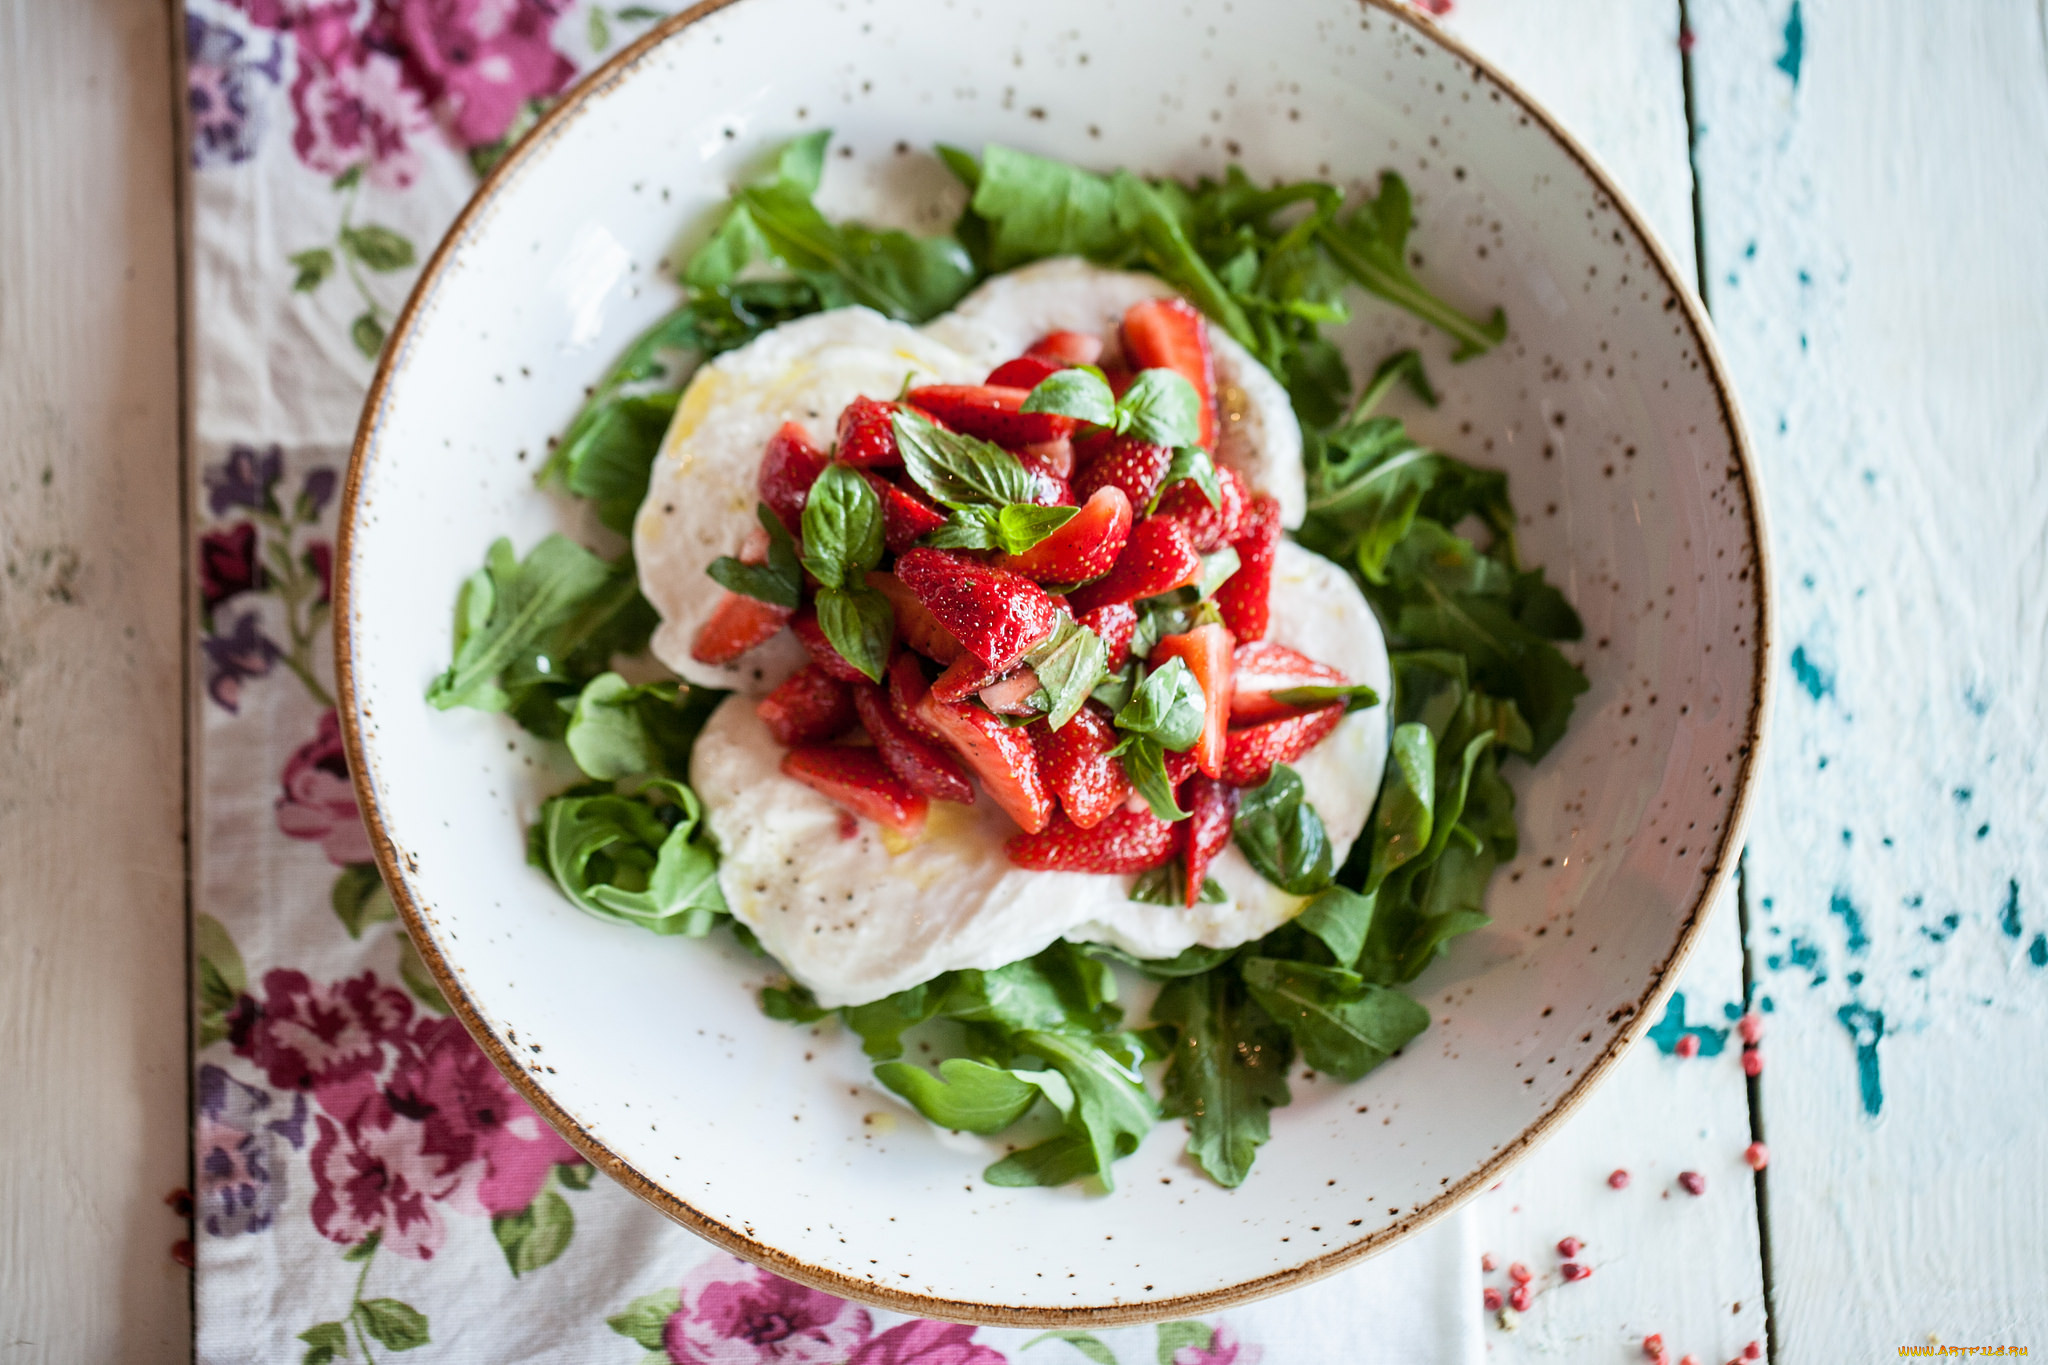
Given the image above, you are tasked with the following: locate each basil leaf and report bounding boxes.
[814,584,893,683]
[1128,862,1227,906]
[799,463,884,589]
[1269,682,1379,713]
[1292,885,1375,969]
[1116,369,1202,448]
[1089,663,1138,715]
[1190,545,1242,600]
[925,505,1003,550]
[428,535,617,713]
[532,783,726,936]
[1023,615,1109,730]
[1239,957,1429,1081]
[1367,723,1436,894]
[1113,657,1204,752]
[1127,598,1193,663]
[707,503,802,608]
[875,1058,1074,1134]
[1317,172,1507,361]
[1233,765,1334,894]
[563,673,722,781]
[891,409,1040,508]
[997,502,1080,554]
[1152,444,1223,512]
[1117,735,1190,822]
[1154,968,1292,1188]
[1022,366,1117,427]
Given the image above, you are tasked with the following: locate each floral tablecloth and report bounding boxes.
[183,2,1479,1360]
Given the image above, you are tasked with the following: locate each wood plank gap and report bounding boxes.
[1735,854,1780,1365]
[1677,0,1713,310]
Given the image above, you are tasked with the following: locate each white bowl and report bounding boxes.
[337,0,1769,1326]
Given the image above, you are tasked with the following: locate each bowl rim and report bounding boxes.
[334,0,1773,1327]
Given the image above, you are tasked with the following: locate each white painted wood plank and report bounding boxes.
[1689,0,2048,1357]
[0,0,192,1359]
[1416,4,1769,1360]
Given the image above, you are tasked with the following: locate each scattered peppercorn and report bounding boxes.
[1609,1168,1632,1189]
[1557,1236,1583,1257]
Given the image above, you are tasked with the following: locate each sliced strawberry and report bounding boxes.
[979,669,1045,716]
[1026,330,1104,367]
[1005,805,1179,874]
[1077,601,1138,672]
[887,651,949,743]
[913,691,1052,833]
[1018,436,1074,479]
[1149,621,1235,779]
[790,606,885,683]
[781,745,928,835]
[1071,434,1172,510]
[759,422,830,531]
[835,396,904,468]
[907,384,1078,447]
[999,486,1133,584]
[1222,703,1346,788]
[1164,747,1200,788]
[986,355,1063,389]
[852,683,974,805]
[1027,467,1074,507]
[1154,464,1248,553]
[1182,776,1240,907]
[929,651,1007,704]
[867,569,963,665]
[1034,703,1132,830]
[894,547,1061,673]
[1121,297,1217,449]
[1065,516,1202,614]
[1215,494,1281,642]
[1231,641,1349,725]
[861,471,948,553]
[755,664,858,747]
[692,591,793,665]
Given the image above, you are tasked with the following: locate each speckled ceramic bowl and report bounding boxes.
[336,0,1769,1326]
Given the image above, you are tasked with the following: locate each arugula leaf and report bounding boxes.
[1023,615,1109,729]
[548,392,677,535]
[1293,884,1375,968]
[1232,765,1335,894]
[1239,957,1429,1082]
[531,781,726,936]
[1116,369,1202,448]
[984,1134,1098,1189]
[963,145,1125,272]
[1154,969,1292,1187]
[814,584,893,683]
[1014,1027,1156,1190]
[428,535,617,712]
[1367,723,1436,893]
[891,410,1041,508]
[1110,171,1257,351]
[874,1058,1074,1134]
[707,504,803,608]
[1113,658,1205,752]
[564,673,722,781]
[840,981,945,1059]
[800,464,885,588]
[1302,418,1440,583]
[1318,172,1507,360]
[1128,861,1227,906]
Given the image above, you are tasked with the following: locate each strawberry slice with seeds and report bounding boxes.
[908,384,1078,447]
[1155,463,1248,553]
[1018,436,1074,479]
[692,592,793,665]
[759,422,830,530]
[1231,640,1349,725]
[1005,805,1179,873]
[1222,703,1346,788]
[756,664,858,747]
[1066,516,1202,614]
[1150,621,1235,779]
[1121,297,1217,448]
[1034,703,1132,830]
[1026,330,1104,367]
[894,547,1061,674]
[1072,434,1172,510]
[1182,776,1240,906]
[868,569,962,665]
[887,651,949,743]
[1077,601,1138,672]
[999,485,1133,584]
[790,606,886,683]
[861,471,948,553]
[929,652,1007,704]
[781,745,928,835]
[979,669,1045,716]
[913,690,1053,833]
[835,396,905,468]
[1215,493,1281,642]
[852,683,974,804]
[986,355,1063,389]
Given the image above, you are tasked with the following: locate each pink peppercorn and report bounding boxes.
[1483,1287,1503,1311]
[1609,1168,1632,1189]
[1742,1048,1764,1077]
[1745,1141,1770,1170]
[1557,1236,1583,1257]
[1680,1356,1702,1365]
[1508,1283,1532,1312]
[1678,1170,1707,1195]
[1481,1252,1496,1272]
[1508,1261,1532,1284]
[1743,1341,1763,1360]
[1561,1262,1591,1281]
[1642,1333,1665,1358]
[1674,1033,1701,1058]
[1738,1011,1764,1045]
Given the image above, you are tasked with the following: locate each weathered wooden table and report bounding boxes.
[3,1,2042,1359]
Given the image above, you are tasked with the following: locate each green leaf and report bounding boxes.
[1347,347,1439,423]
[1021,1330,1120,1365]
[556,1161,594,1190]
[799,464,885,589]
[353,1298,430,1351]
[1127,861,1226,906]
[492,1188,575,1277]
[1318,172,1505,360]
[840,981,945,1059]
[924,505,1003,551]
[342,1230,380,1262]
[985,1133,1098,1188]
[1022,366,1117,427]
[1118,736,1190,822]
[1116,369,1202,448]
[1367,724,1436,893]
[814,584,893,683]
[426,535,617,712]
[195,912,247,1046]
[1240,957,1429,1082]
[1113,658,1204,752]
[1232,765,1334,894]
[332,164,363,192]
[1022,615,1108,730]
[1302,420,1439,584]
[1154,969,1292,1187]
[394,930,449,1014]
[565,673,719,781]
[1014,1028,1156,1190]
[761,980,829,1023]
[1268,682,1379,713]
[298,1321,349,1365]
[875,1058,1074,1134]
[1155,1322,1215,1365]
[339,224,417,273]
[607,1290,682,1350]
[552,392,677,535]
[289,247,335,292]
[350,312,385,358]
[533,782,728,935]
[1153,445,1222,513]
[892,409,1040,508]
[997,503,1080,555]
[1189,545,1241,601]
[968,145,1126,271]
[707,504,803,609]
[1109,171,1257,351]
[1084,942,1237,978]
[586,4,610,50]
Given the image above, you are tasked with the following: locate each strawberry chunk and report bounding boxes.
[1150,621,1235,780]
[1231,640,1349,725]
[692,591,793,665]
[913,691,1053,833]
[999,486,1133,584]
[1215,494,1281,642]
[756,664,858,747]
[887,651,948,743]
[908,384,1078,447]
[1026,330,1104,367]
[1078,601,1138,672]
[986,355,1063,389]
[929,651,1007,704]
[790,606,886,683]
[1065,516,1202,614]
[861,471,948,553]
[1154,464,1248,553]
[979,669,1045,717]
[1005,805,1179,874]
[867,569,963,665]
[1121,298,1217,449]
[759,422,830,530]
[1034,703,1132,830]
[835,396,905,468]
[1182,776,1240,906]
[781,745,928,835]
[894,547,1061,673]
[852,683,974,805]
[1072,434,1172,510]
[1018,436,1074,479]
[1223,703,1346,788]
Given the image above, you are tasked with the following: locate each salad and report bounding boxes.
[427,134,1586,1191]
